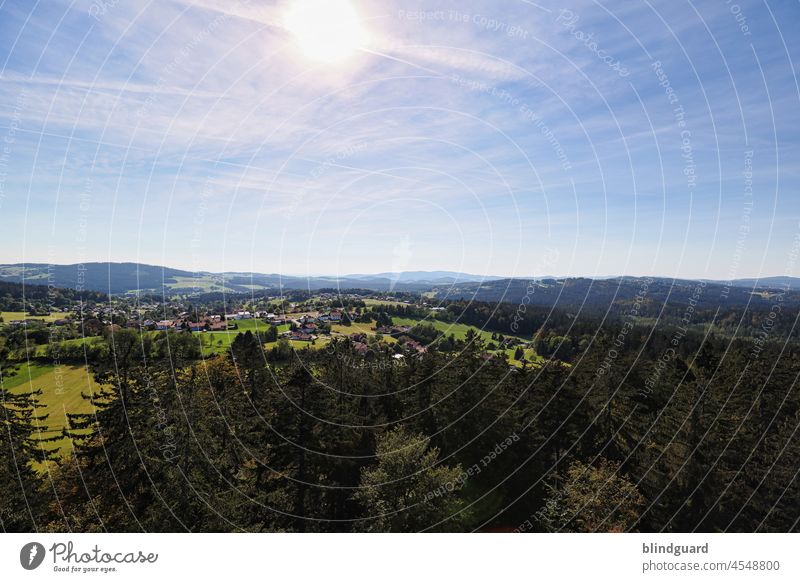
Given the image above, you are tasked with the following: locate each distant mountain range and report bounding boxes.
[706,276,800,289]
[344,271,505,285]
[0,263,493,295]
[432,275,800,314]
[1,262,799,297]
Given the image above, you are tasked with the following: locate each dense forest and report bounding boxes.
[0,263,444,295]
[0,280,107,313]
[438,277,800,337]
[2,292,798,532]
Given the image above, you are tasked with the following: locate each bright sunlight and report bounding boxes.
[283,0,368,64]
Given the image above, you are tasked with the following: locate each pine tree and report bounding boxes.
[62,329,180,530]
[354,425,467,532]
[0,378,53,531]
[538,458,644,532]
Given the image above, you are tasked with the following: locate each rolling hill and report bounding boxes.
[2,263,798,303]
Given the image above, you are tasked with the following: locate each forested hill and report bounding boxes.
[4,323,798,533]
[0,280,107,311]
[2,262,799,302]
[435,276,800,315]
[0,263,442,294]
[0,263,199,295]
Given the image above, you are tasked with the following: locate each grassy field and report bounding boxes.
[30,318,294,358]
[1,361,53,389]
[327,316,539,365]
[32,335,104,357]
[199,333,234,356]
[287,338,329,350]
[391,317,516,342]
[390,316,540,366]
[0,311,64,324]
[227,318,273,332]
[165,276,229,292]
[198,321,292,355]
[501,346,544,367]
[362,298,411,308]
[330,322,398,343]
[2,362,100,465]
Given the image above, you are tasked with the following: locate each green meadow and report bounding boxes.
[32,335,104,357]
[362,298,411,308]
[198,320,293,355]
[0,311,64,324]
[332,315,540,366]
[1,361,100,465]
[330,321,398,343]
[390,317,541,366]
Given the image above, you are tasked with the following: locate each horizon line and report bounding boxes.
[0,260,795,283]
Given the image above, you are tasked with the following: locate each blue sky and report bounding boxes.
[0,0,798,279]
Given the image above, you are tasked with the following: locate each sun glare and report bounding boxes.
[283,0,368,64]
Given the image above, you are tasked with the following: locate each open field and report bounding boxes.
[330,322,398,343]
[501,346,544,367]
[0,311,64,324]
[362,298,412,308]
[218,334,330,353]
[199,322,292,355]
[391,317,540,366]
[32,335,104,357]
[25,319,293,358]
[165,276,229,292]
[330,315,539,364]
[199,333,235,356]
[2,362,100,464]
[392,316,528,343]
[225,318,273,332]
[287,338,330,350]
[328,314,540,365]
[1,361,53,389]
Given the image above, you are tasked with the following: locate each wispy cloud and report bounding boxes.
[0,0,798,279]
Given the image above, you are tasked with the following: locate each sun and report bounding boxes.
[283,0,368,64]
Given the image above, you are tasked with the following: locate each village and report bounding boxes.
[140,307,433,358]
[1,288,540,368]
